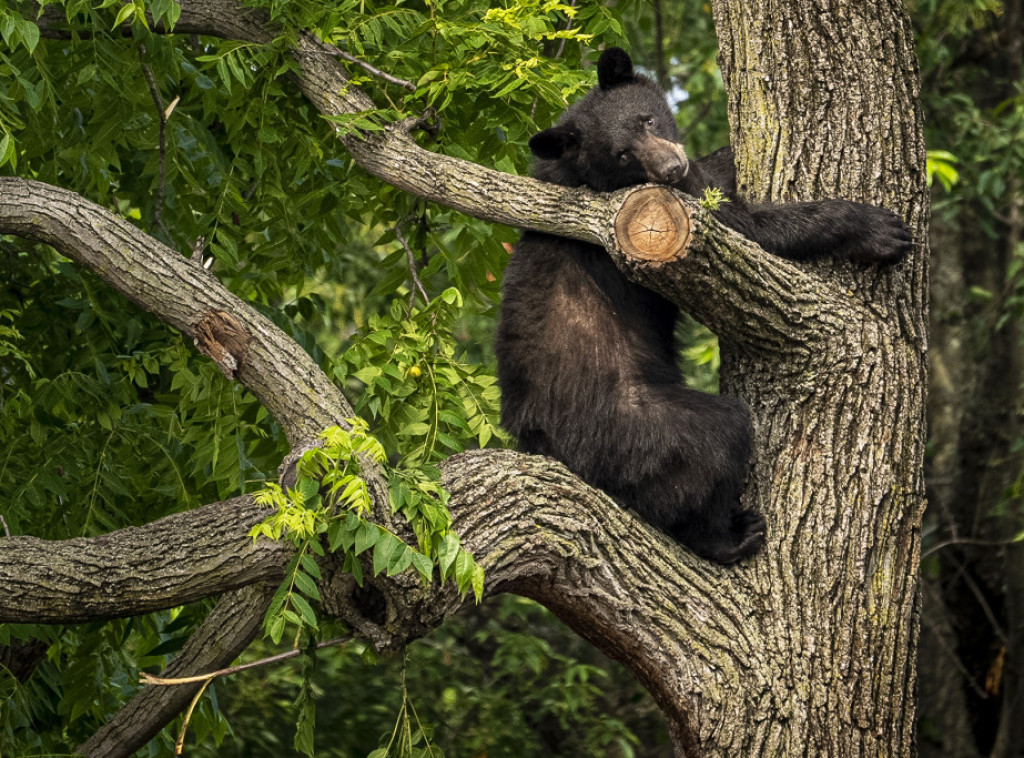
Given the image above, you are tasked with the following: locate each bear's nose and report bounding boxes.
[657,160,686,183]
[638,136,690,185]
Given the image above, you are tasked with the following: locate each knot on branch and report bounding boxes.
[614,186,692,263]
[194,310,251,379]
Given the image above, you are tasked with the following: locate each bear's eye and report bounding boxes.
[618,151,631,165]
[645,116,656,128]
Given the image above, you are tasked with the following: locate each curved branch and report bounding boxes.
[289,27,842,349]
[0,177,351,448]
[76,584,275,758]
[0,497,285,623]
[359,449,766,755]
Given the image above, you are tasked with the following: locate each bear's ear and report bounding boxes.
[597,47,635,90]
[529,125,579,161]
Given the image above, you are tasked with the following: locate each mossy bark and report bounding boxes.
[678,0,930,753]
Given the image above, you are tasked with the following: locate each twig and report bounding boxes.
[176,678,214,755]
[396,214,430,307]
[143,631,352,753]
[324,43,416,91]
[0,514,9,538]
[140,634,353,687]
[921,535,1024,560]
[554,0,577,61]
[138,44,178,242]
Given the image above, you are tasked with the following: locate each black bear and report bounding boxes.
[495,48,911,564]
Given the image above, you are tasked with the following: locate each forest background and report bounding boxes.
[0,0,1021,756]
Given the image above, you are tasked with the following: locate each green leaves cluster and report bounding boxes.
[699,186,729,210]
[0,255,280,540]
[308,0,616,114]
[251,418,485,648]
[917,0,1022,227]
[339,287,506,467]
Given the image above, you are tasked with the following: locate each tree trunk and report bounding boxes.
[689,0,929,752]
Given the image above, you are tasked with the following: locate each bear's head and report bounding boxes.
[529,48,688,192]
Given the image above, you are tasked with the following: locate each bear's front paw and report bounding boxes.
[846,205,913,265]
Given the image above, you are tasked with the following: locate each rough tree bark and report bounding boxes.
[0,0,928,755]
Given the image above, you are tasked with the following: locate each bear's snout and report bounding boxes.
[636,134,689,185]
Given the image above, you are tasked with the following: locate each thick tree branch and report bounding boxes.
[440,450,763,754]
[0,441,742,693]
[0,177,350,448]
[0,497,285,623]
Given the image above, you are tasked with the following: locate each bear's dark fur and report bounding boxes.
[495,48,911,564]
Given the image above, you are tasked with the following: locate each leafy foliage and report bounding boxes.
[251,419,485,648]
[338,287,507,466]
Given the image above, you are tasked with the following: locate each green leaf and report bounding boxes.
[344,551,364,586]
[18,19,39,54]
[297,475,320,502]
[291,594,319,629]
[299,553,323,580]
[355,521,378,555]
[0,132,13,171]
[268,615,286,645]
[388,544,415,576]
[455,550,474,596]
[373,532,401,576]
[438,533,460,581]
[112,3,137,28]
[0,15,16,45]
[227,53,247,86]
[471,564,485,602]
[410,551,434,583]
[293,570,321,602]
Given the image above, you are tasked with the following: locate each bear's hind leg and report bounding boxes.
[729,506,766,560]
[670,493,765,565]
